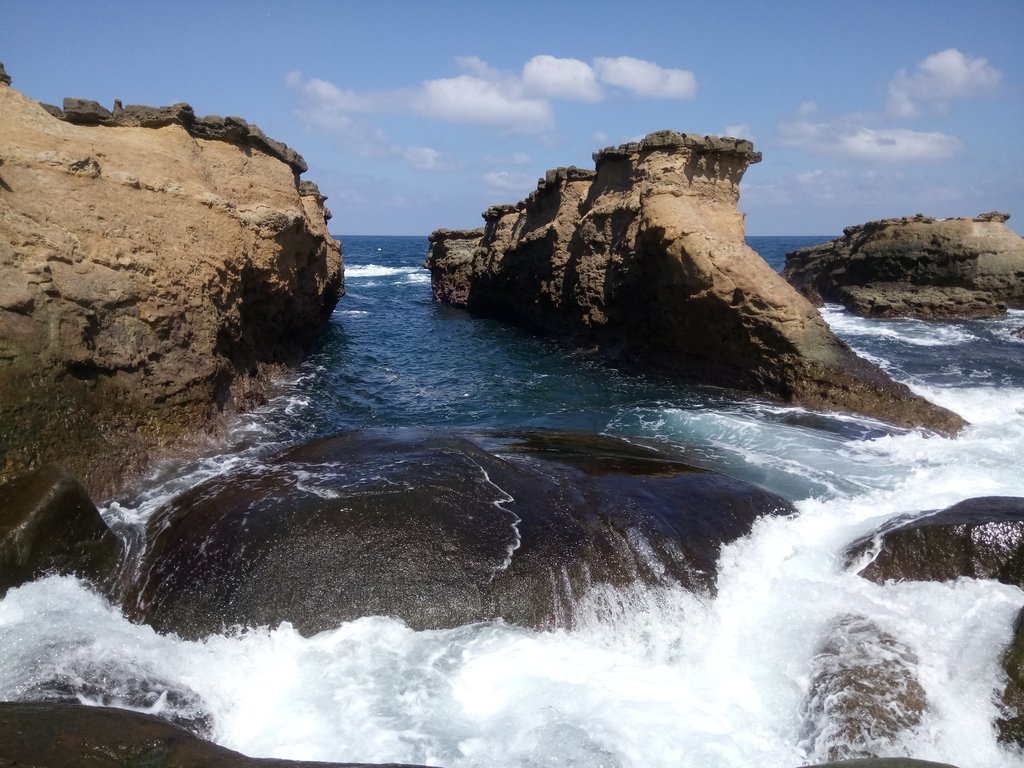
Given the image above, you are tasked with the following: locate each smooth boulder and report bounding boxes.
[0,463,120,597]
[125,429,794,638]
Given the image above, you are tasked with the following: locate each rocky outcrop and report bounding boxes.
[0,73,343,497]
[845,496,1024,586]
[800,615,927,762]
[783,213,1024,319]
[425,131,964,434]
[0,463,120,597]
[124,429,793,639]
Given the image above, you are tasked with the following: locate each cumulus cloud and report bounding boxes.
[412,75,553,130]
[724,123,754,141]
[886,49,1002,118]
[522,55,603,102]
[594,56,697,99]
[778,114,961,161]
[483,170,537,195]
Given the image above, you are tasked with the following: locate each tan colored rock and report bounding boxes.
[783,213,1024,318]
[0,80,342,497]
[426,131,963,433]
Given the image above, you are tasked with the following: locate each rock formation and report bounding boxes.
[425,131,964,434]
[124,429,793,638]
[0,70,343,497]
[844,496,1024,586]
[783,213,1024,319]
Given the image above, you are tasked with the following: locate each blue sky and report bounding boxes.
[3,0,1022,236]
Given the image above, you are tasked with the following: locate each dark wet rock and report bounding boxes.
[20,665,213,738]
[800,615,927,762]
[784,212,1024,319]
[805,760,960,768]
[125,429,794,638]
[0,701,422,768]
[0,463,121,597]
[61,96,113,125]
[845,496,1024,585]
[997,606,1024,746]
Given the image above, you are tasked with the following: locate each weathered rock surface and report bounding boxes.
[845,496,1024,585]
[425,131,964,434]
[124,429,793,639]
[0,463,120,597]
[997,607,1024,746]
[0,74,343,497]
[0,701,421,768]
[800,615,928,762]
[783,213,1024,319]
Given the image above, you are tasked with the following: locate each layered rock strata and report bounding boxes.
[783,213,1024,319]
[0,72,343,496]
[426,131,963,433]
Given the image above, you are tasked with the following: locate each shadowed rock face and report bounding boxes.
[0,75,343,497]
[0,463,120,597]
[124,429,793,639]
[783,212,1024,319]
[0,701,420,768]
[800,615,927,763]
[425,131,964,435]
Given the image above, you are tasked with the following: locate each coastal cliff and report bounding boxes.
[426,131,963,433]
[783,212,1024,319]
[0,73,343,497]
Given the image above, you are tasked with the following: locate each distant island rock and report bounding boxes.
[0,67,343,497]
[425,130,964,434]
[783,212,1024,319]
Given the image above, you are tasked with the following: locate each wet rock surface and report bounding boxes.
[0,463,120,597]
[125,429,794,638]
[845,496,1024,585]
[0,701,422,768]
[800,615,927,762]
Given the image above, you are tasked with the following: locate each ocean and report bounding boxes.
[1,235,1023,767]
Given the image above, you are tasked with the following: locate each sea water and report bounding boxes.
[1,235,1023,767]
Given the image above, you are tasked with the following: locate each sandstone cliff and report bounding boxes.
[0,73,343,497]
[783,212,1024,319]
[426,131,963,433]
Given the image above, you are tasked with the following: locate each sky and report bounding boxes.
[3,0,1022,236]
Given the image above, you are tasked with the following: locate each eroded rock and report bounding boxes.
[784,213,1024,319]
[0,81,342,497]
[425,131,964,434]
[124,429,793,638]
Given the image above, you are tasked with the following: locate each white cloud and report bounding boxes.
[412,75,553,131]
[724,123,754,141]
[594,56,697,99]
[886,49,1002,118]
[483,170,536,195]
[522,55,603,102]
[778,115,961,162]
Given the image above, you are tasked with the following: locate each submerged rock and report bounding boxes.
[124,429,793,638]
[0,701,421,768]
[800,614,928,762]
[0,75,342,497]
[783,212,1024,319]
[845,496,1024,585]
[0,463,120,597]
[425,131,964,434]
